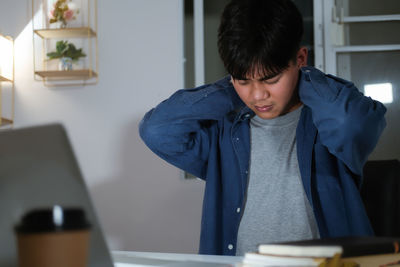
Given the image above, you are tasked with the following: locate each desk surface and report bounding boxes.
[112,251,243,267]
[112,250,400,267]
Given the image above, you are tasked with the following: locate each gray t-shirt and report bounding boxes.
[236,106,320,256]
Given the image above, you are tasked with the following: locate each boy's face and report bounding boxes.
[231,47,307,120]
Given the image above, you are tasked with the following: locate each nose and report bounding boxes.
[251,82,270,101]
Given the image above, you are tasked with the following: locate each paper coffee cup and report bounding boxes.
[15,206,91,267]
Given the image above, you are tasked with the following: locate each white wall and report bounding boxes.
[0,0,205,253]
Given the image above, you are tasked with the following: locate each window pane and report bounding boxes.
[293,0,314,66]
[204,0,229,84]
[348,0,400,16]
[346,21,400,46]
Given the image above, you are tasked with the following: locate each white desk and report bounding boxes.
[113,251,400,267]
[112,251,243,267]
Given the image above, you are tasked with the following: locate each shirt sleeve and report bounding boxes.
[298,66,387,176]
[139,76,242,179]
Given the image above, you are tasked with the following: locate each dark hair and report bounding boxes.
[218,0,303,80]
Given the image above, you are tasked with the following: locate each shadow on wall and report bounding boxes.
[0,0,31,38]
[89,117,205,253]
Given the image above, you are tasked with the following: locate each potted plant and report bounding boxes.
[47,40,86,71]
[49,0,79,28]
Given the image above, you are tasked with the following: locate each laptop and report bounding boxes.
[0,123,237,267]
[0,124,114,267]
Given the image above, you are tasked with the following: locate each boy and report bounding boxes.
[139,0,386,256]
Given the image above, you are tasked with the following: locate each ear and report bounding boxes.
[296,46,308,68]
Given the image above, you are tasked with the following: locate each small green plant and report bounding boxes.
[47,40,86,61]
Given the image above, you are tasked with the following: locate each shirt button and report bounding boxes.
[242,113,250,120]
[245,170,248,174]
[228,244,234,250]
[236,207,241,213]
[236,137,239,141]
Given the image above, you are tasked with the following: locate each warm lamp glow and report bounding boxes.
[0,34,14,81]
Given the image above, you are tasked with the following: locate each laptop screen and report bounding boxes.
[0,124,113,267]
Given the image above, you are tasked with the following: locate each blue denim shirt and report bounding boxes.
[139,66,387,255]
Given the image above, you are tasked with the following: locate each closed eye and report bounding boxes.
[263,78,279,85]
[237,80,249,86]
[262,74,282,84]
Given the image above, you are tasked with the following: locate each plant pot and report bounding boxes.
[59,57,73,71]
[50,21,67,29]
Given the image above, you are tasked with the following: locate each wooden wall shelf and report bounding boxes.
[34,27,97,39]
[32,0,98,86]
[35,70,98,80]
[1,118,13,126]
[0,33,14,128]
[0,75,12,82]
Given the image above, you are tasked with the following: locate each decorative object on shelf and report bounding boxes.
[0,33,15,127]
[47,40,86,70]
[49,0,79,28]
[59,57,73,70]
[32,0,98,86]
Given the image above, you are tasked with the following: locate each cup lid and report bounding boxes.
[15,206,91,233]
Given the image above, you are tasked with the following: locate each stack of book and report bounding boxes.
[242,236,400,267]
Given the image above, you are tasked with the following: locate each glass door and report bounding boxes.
[316,0,400,160]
